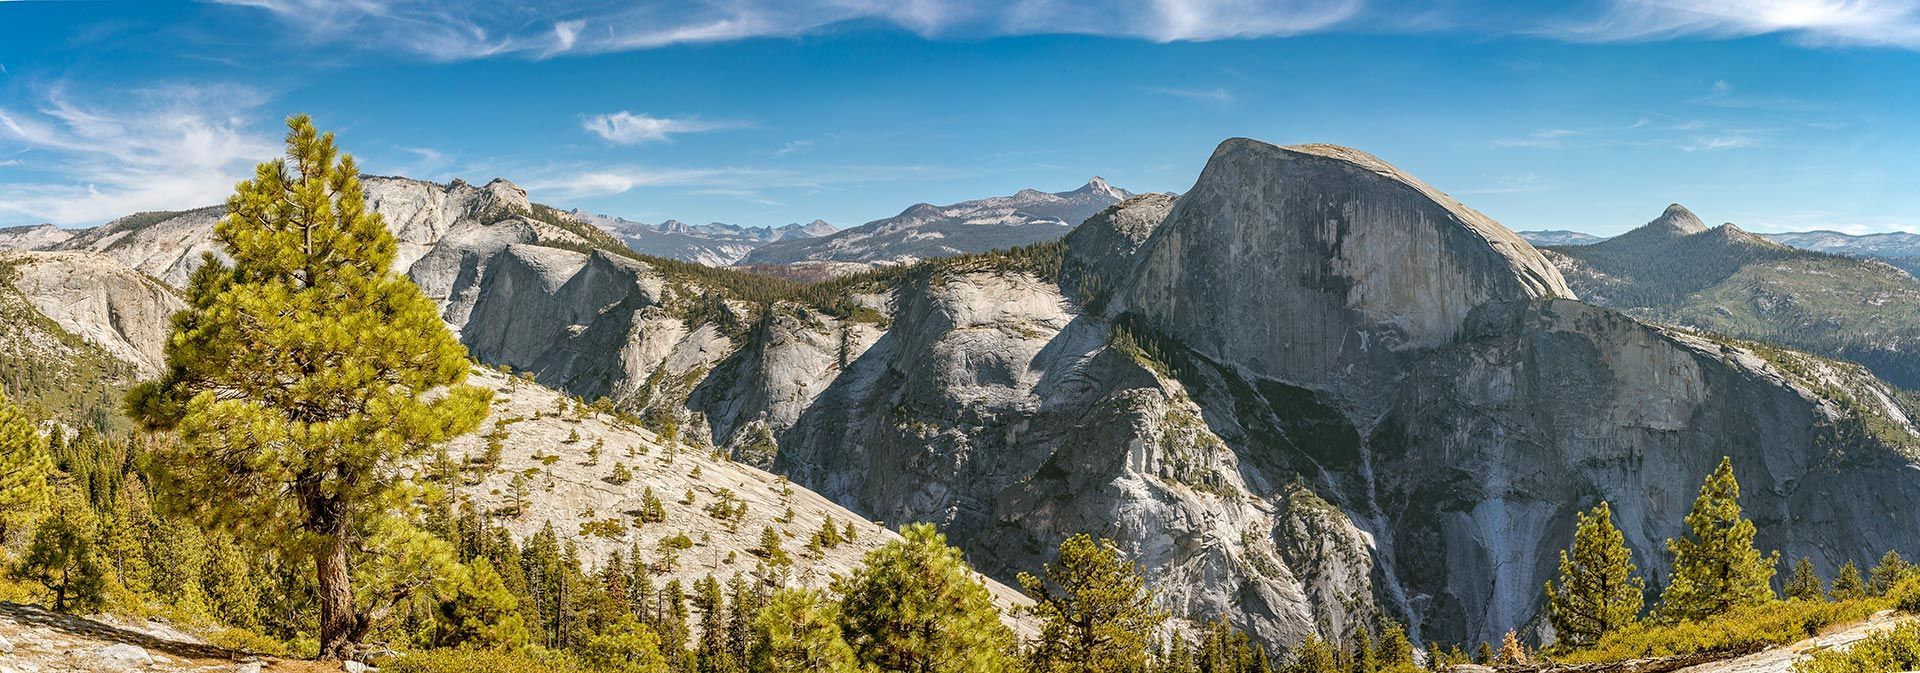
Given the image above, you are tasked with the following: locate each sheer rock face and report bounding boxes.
[0,251,183,375]
[1371,298,1920,643]
[1123,140,1571,403]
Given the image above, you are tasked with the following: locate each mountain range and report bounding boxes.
[1522,227,1920,276]
[736,177,1136,267]
[5,139,1920,652]
[567,210,837,267]
[1536,205,1920,387]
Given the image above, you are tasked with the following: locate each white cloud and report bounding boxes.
[1687,80,1825,111]
[0,83,278,226]
[1552,0,1920,48]
[1143,86,1236,103]
[772,140,813,157]
[210,0,1367,61]
[1493,117,1779,152]
[516,161,959,202]
[581,111,745,145]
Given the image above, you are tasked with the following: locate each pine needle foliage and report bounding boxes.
[126,114,492,659]
[1545,501,1645,646]
[1660,457,1778,622]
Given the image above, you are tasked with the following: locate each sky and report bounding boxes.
[2,1,1920,236]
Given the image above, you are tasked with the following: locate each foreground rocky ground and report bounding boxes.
[1442,609,1920,673]
[0,601,327,672]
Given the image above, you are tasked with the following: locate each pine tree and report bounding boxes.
[1350,626,1377,673]
[751,588,858,672]
[1868,551,1917,596]
[1374,618,1414,670]
[203,532,262,629]
[1288,634,1340,673]
[125,115,491,659]
[1544,501,1644,645]
[18,492,107,612]
[435,557,530,649]
[508,472,530,516]
[1473,642,1495,665]
[756,525,791,567]
[639,486,667,524]
[1784,557,1826,601]
[837,523,1017,672]
[694,575,740,673]
[1194,618,1268,673]
[1659,457,1778,622]
[726,573,763,665]
[660,578,693,670]
[1833,561,1868,600]
[0,391,52,541]
[581,614,668,673]
[1020,533,1167,673]
[1497,631,1528,665]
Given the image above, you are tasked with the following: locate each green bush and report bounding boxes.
[382,648,589,673]
[1889,577,1920,613]
[206,628,295,657]
[1793,621,1920,673]
[1559,599,1884,664]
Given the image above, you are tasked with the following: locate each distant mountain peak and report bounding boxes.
[1647,203,1709,235]
[1074,176,1129,201]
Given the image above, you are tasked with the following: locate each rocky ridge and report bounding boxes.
[1544,205,1920,387]
[569,211,837,267]
[0,224,73,251]
[736,177,1136,267]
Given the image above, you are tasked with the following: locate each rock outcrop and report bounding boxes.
[1123,140,1572,404]
[0,223,73,251]
[0,251,183,374]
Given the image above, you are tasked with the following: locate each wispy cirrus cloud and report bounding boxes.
[517,161,962,203]
[1549,0,1920,48]
[1143,86,1236,104]
[210,0,1366,61]
[1495,119,1784,153]
[0,83,278,226]
[771,139,813,158]
[581,111,747,145]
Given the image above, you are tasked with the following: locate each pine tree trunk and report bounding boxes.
[316,532,356,661]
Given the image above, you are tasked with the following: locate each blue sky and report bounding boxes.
[3,1,1920,235]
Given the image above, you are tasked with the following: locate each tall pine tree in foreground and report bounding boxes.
[1019,533,1168,673]
[836,523,1017,673]
[751,588,859,673]
[1544,501,1644,646]
[0,391,51,541]
[1659,457,1777,622]
[128,115,492,660]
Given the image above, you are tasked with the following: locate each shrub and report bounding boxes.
[1890,577,1920,614]
[1793,620,1920,673]
[205,628,294,657]
[382,648,589,673]
[1559,599,1884,664]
